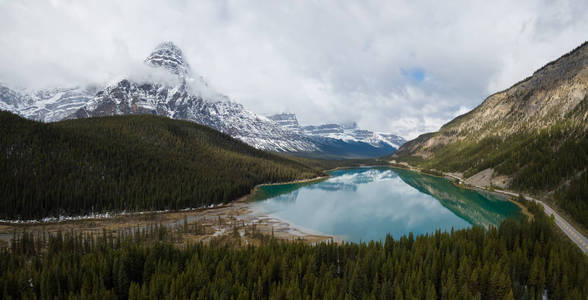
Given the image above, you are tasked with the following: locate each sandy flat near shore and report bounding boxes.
[0,198,334,248]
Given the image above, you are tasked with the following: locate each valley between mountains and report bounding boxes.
[1,41,587,249]
[1,40,588,299]
[392,42,588,239]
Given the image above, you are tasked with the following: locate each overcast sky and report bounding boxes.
[1,0,586,139]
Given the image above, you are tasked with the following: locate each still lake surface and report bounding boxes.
[251,167,523,242]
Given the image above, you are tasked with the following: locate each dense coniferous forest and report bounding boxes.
[0,112,324,219]
[1,203,587,299]
[555,170,588,230]
[397,122,588,228]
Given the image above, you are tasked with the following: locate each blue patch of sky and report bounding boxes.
[401,67,426,83]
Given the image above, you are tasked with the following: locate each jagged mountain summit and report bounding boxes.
[0,41,404,156]
[0,42,317,152]
[268,113,406,157]
[71,42,318,152]
[145,41,191,75]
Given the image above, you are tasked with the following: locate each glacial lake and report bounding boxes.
[251,167,523,243]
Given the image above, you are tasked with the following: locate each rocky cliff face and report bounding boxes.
[71,42,318,152]
[145,41,192,75]
[268,113,406,149]
[0,42,318,152]
[268,112,406,158]
[267,113,300,131]
[396,42,588,159]
[1,41,404,156]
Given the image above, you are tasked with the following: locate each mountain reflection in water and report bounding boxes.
[252,168,522,242]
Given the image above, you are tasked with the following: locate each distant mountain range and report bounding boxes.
[0,42,404,158]
[393,41,588,228]
[0,85,97,122]
[268,113,404,148]
[268,113,405,158]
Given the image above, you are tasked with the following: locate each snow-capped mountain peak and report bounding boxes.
[70,42,318,152]
[268,112,406,152]
[143,42,226,103]
[0,41,400,156]
[145,41,191,76]
[0,83,97,122]
[267,113,300,131]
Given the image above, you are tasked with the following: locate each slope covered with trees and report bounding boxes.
[0,111,323,219]
[393,42,588,228]
[2,203,587,299]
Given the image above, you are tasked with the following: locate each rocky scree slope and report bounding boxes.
[394,42,588,227]
[396,42,587,159]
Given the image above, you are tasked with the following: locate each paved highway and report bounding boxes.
[494,189,588,254]
[442,172,588,254]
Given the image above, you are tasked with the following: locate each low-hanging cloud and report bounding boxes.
[0,0,586,139]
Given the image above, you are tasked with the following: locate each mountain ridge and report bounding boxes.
[69,42,319,152]
[268,112,405,158]
[397,42,587,158]
[0,42,321,152]
[394,41,588,228]
[0,42,405,157]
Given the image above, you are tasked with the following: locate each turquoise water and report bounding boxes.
[251,167,523,243]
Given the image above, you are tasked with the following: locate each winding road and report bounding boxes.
[443,173,588,254]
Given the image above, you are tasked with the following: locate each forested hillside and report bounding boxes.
[2,203,587,299]
[393,42,588,228]
[0,112,323,219]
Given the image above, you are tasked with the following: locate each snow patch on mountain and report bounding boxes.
[145,41,191,76]
[0,84,96,122]
[0,41,402,156]
[268,113,406,149]
[72,42,317,152]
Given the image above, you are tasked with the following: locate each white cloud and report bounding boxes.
[0,0,586,139]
